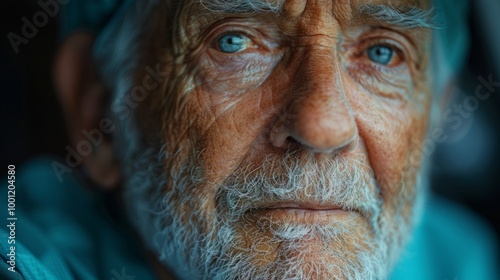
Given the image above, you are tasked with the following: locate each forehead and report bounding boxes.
[179,0,433,34]
[185,0,432,15]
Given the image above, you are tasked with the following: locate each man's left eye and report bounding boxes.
[217,34,251,53]
[367,45,395,65]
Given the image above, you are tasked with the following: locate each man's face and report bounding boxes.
[124,0,433,279]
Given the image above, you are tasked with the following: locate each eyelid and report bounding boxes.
[357,27,417,59]
[217,29,252,39]
[205,20,283,51]
[209,26,260,51]
[350,37,406,70]
[357,38,405,59]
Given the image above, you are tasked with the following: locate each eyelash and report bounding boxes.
[218,29,252,38]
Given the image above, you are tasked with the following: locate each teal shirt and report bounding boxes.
[391,196,500,280]
[0,158,156,280]
[1,158,498,279]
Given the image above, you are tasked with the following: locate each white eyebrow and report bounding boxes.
[197,0,440,30]
[358,4,441,30]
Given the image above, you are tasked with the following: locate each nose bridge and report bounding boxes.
[281,46,357,152]
[294,45,343,104]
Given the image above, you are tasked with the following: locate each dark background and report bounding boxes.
[2,0,500,256]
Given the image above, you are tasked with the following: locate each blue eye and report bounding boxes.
[367,45,394,65]
[217,34,249,53]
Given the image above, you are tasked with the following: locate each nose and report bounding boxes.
[270,48,357,153]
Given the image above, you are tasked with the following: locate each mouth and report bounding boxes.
[250,202,356,224]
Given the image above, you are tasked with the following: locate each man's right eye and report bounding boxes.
[216,33,251,53]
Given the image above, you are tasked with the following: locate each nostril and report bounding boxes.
[286,136,299,144]
[334,136,358,155]
[285,136,302,149]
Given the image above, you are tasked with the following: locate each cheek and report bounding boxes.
[179,59,297,186]
[352,89,430,195]
[179,87,276,187]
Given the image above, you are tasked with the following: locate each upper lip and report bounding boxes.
[253,201,345,211]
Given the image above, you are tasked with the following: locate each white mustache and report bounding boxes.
[216,151,383,235]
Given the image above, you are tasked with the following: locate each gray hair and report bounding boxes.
[92,0,159,166]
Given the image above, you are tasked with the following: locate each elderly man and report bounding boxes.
[1,0,498,279]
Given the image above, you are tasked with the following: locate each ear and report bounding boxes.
[54,33,120,190]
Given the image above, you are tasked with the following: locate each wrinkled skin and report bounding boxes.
[129,0,433,278]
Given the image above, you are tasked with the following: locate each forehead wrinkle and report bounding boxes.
[197,0,285,14]
[280,0,352,20]
[282,0,352,39]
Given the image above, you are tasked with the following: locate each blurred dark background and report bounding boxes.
[1,0,499,254]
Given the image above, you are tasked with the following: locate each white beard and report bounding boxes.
[122,147,423,280]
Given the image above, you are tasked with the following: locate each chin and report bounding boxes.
[208,215,389,280]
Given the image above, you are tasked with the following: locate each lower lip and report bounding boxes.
[253,208,352,224]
